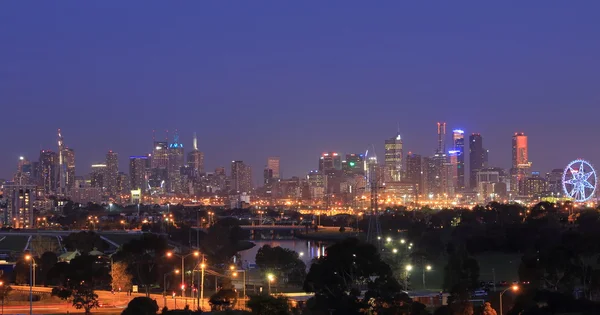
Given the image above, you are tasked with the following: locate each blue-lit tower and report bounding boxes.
[453,129,465,191]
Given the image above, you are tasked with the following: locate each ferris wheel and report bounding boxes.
[562,159,597,202]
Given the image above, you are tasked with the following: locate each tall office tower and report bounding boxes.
[187,132,204,176]
[319,152,342,172]
[446,150,459,196]
[525,172,546,198]
[469,133,488,189]
[151,141,169,169]
[452,129,465,191]
[56,129,68,196]
[105,151,119,196]
[90,164,106,189]
[405,153,423,196]
[545,169,564,195]
[129,156,148,191]
[231,161,252,193]
[14,156,32,185]
[3,185,36,228]
[39,150,58,194]
[267,157,280,179]
[430,151,448,197]
[342,153,364,176]
[263,168,274,185]
[63,148,76,192]
[437,122,447,152]
[511,132,531,195]
[168,133,185,193]
[384,133,403,183]
[117,172,129,194]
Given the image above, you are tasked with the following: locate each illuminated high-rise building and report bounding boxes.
[437,122,446,152]
[39,150,58,194]
[168,133,185,193]
[446,150,459,196]
[469,133,488,189]
[187,132,204,176]
[90,164,106,189]
[129,156,148,191]
[231,160,252,193]
[151,141,169,169]
[267,157,280,179]
[63,148,76,192]
[342,154,364,176]
[511,132,531,195]
[14,156,32,185]
[405,153,423,196]
[384,133,403,182]
[319,152,342,172]
[3,185,36,228]
[57,129,68,196]
[452,129,465,190]
[105,151,119,196]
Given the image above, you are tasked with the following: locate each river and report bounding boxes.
[238,239,326,266]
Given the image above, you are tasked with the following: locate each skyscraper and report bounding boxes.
[151,141,169,169]
[57,129,68,196]
[384,133,403,182]
[90,164,106,189]
[231,161,252,193]
[14,156,32,185]
[469,133,487,189]
[187,132,204,176]
[319,152,342,172]
[105,151,119,196]
[342,153,364,176]
[452,129,465,190]
[267,157,280,179]
[405,153,423,197]
[3,184,36,228]
[64,148,76,192]
[39,150,57,194]
[129,156,148,191]
[437,122,446,152]
[168,133,185,193]
[511,132,531,195]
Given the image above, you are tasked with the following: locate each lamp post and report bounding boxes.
[163,269,180,309]
[230,265,246,300]
[422,265,432,289]
[0,280,4,315]
[24,254,35,315]
[500,285,519,315]
[267,274,275,294]
[200,262,206,311]
[167,251,199,298]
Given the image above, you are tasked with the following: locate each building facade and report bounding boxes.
[384,134,403,183]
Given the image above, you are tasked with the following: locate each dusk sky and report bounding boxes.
[2,2,600,181]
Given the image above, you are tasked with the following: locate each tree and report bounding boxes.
[51,286,73,312]
[63,231,106,253]
[304,238,400,314]
[111,261,133,292]
[39,251,58,286]
[121,297,159,315]
[255,245,306,285]
[482,302,497,315]
[442,244,479,301]
[30,235,59,257]
[0,284,12,307]
[72,284,99,315]
[246,294,290,315]
[209,289,238,311]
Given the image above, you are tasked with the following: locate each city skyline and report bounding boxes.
[3,2,600,181]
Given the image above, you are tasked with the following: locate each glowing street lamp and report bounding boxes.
[500,285,519,315]
[163,269,180,307]
[166,251,200,298]
[24,254,35,315]
[267,274,275,294]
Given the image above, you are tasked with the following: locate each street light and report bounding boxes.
[267,273,275,294]
[200,262,206,311]
[167,251,200,298]
[0,280,4,315]
[24,254,35,315]
[230,265,246,301]
[405,265,413,272]
[163,269,180,308]
[422,265,433,289]
[500,285,519,315]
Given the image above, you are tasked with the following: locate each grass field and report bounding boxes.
[408,252,522,291]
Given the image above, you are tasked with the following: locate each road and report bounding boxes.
[6,286,211,314]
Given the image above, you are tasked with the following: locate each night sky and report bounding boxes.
[2,2,600,181]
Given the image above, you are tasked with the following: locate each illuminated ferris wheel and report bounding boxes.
[562,159,597,202]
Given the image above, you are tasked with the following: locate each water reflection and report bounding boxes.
[239,239,326,266]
